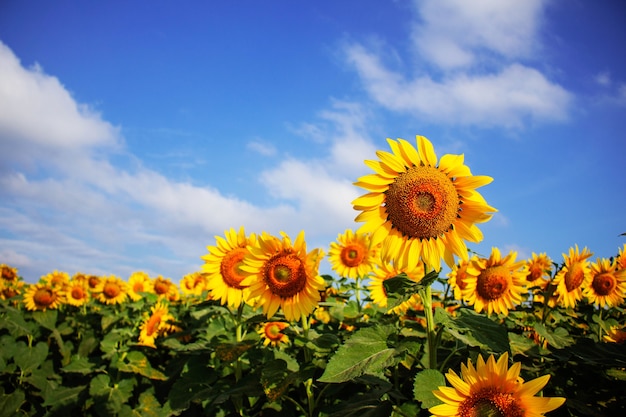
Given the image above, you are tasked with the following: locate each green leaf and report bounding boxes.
[14,341,48,374]
[413,369,446,409]
[606,368,626,381]
[41,385,86,408]
[61,356,96,375]
[168,360,218,411]
[260,359,300,402]
[32,309,58,330]
[117,351,167,380]
[0,388,25,417]
[90,374,136,415]
[1,308,36,338]
[318,325,396,383]
[533,323,574,349]
[436,308,509,353]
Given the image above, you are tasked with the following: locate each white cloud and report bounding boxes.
[345,44,572,127]
[412,0,546,70]
[594,71,612,87]
[246,139,277,156]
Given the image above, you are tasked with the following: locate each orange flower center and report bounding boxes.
[477,266,509,301]
[263,253,307,298]
[88,276,100,289]
[385,165,459,239]
[133,282,146,292]
[564,262,585,292]
[1,267,17,281]
[34,288,55,307]
[71,287,86,300]
[458,387,524,417]
[340,244,366,267]
[264,323,285,341]
[2,287,19,298]
[456,266,470,290]
[154,280,170,295]
[220,247,248,289]
[592,272,616,296]
[103,282,121,299]
[526,264,544,282]
[146,313,163,337]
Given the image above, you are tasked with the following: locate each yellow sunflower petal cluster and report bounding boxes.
[583,257,626,308]
[258,321,290,347]
[328,229,378,279]
[461,247,528,316]
[180,272,209,297]
[41,270,70,288]
[201,226,256,308]
[0,264,24,301]
[241,230,325,322]
[128,271,154,301]
[64,278,90,307]
[94,275,128,305]
[430,352,565,417]
[603,326,626,344]
[138,302,176,348]
[152,276,180,302]
[353,135,496,271]
[24,283,64,311]
[552,245,593,309]
[525,253,553,290]
[447,256,477,302]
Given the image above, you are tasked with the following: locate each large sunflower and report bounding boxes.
[582,257,626,308]
[138,302,175,348]
[430,352,565,417]
[552,245,593,309]
[352,136,496,271]
[462,247,528,316]
[24,283,63,311]
[201,227,257,308]
[240,231,325,322]
[94,275,128,305]
[328,229,378,279]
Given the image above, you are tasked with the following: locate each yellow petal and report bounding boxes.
[417,135,437,166]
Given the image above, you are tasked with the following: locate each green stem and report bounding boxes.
[419,284,437,370]
[355,276,362,314]
[234,303,245,382]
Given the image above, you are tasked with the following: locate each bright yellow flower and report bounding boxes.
[64,279,90,307]
[552,245,593,309]
[23,283,63,311]
[447,256,477,302]
[603,326,626,344]
[525,253,552,290]
[152,276,180,302]
[462,248,528,316]
[430,352,565,417]
[201,227,256,308]
[241,231,325,322]
[0,280,24,301]
[128,271,154,301]
[138,302,175,348]
[328,229,378,279]
[0,264,19,283]
[94,275,128,305]
[352,135,496,271]
[583,257,626,308]
[180,271,209,297]
[616,244,626,270]
[258,321,290,347]
[40,270,70,288]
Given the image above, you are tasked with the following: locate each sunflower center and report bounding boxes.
[526,265,544,282]
[133,282,145,292]
[477,266,510,301]
[34,289,55,307]
[146,314,162,337]
[1,267,17,281]
[103,282,121,299]
[265,323,283,341]
[385,165,459,239]
[154,280,169,295]
[220,247,248,289]
[592,272,616,296]
[88,276,100,289]
[564,263,585,292]
[263,253,307,298]
[71,287,86,300]
[340,244,366,267]
[458,387,524,417]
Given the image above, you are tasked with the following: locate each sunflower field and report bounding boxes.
[1,136,625,417]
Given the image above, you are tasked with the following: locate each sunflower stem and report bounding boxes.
[419,282,437,369]
[234,303,245,382]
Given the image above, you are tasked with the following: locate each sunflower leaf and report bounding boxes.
[413,369,446,409]
[436,308,509,353]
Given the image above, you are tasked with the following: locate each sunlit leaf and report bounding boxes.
[413,369,446,409]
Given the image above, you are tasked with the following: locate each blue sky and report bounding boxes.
[1,0,625,283]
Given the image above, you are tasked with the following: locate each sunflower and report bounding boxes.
[352,135,496,271]
[258,321,290,347]
[87,275,102,294]
[128,271,154,301]
[552,245,593,309]
[616,244,626,270]
[138,302,175,348]
[41,270,70,288]
[603,326,626,344]
[525,253,552,290]
[94,275,128,305]
[447,256,477,302]
[23,283,63,311]
[64,279,90,307]
[328,229,378,279]
[0,264,19,283]
[152,276,180,302]
[240,231,325,322]
[180,271,209,297]
[430,352,565,417]
[583,257,626,308]
[201,227,257,308]
[368,237,425,314]
[462,247,528,316]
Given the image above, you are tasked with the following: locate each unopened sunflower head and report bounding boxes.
[352,135,496,272]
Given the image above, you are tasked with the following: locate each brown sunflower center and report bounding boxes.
[263,253,307,298]
[154,280,170,295]
[385,165,459,239]
[88,276,100,289]
[71,287,86,300]
[133,282,146,292]
[146,314,163,337]
[1,267,17,281]
[526,265,544,282]
[477,266,510,301]
[564,262,585,292]
[103,282,121,299]
[265,323,283,341]
[458,387,524,417]
[592,272,616,296]
[340,244,366,267]
[220,247,248,289]
[34,288,55,307]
